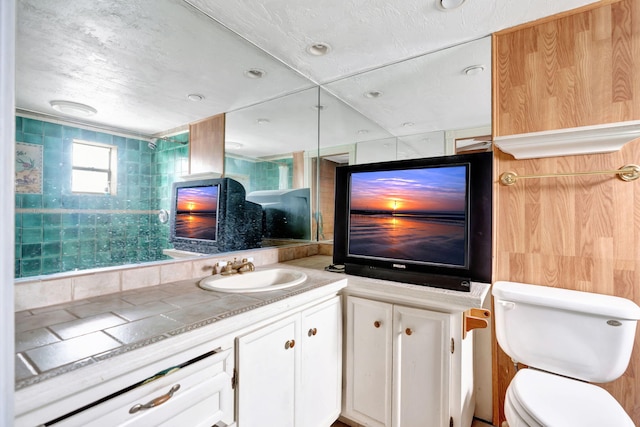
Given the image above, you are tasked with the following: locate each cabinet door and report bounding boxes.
[299,296,342,427]
[345,296,393,427]
[393,305,451,427]
[237,315,299,427]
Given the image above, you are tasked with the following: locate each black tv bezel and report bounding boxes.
[333,152,492,292]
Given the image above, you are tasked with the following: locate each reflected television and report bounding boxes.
[169,178,262,254]
[333,152,492,292]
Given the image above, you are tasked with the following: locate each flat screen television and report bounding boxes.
[333,152,492,292]
[169,177,262,254]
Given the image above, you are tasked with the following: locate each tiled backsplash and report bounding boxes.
[14,243,323,312]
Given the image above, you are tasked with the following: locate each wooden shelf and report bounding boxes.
[494,120,640,160]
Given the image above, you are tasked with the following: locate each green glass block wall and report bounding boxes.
[14,116,189,278]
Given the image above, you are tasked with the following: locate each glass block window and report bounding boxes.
[72,140,117,194]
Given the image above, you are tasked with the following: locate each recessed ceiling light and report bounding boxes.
[314,104,327,111]
[402,122,415,127]
[187,93,205,101]
[439,0,466,10]
[306,43,331,56]
[49,100,97,117]
[257,118,270,125]
[244,68,266,79]
[364,91,383,99]
[226,141,243,149]
[463,65,485,75]
[357,129,369,135]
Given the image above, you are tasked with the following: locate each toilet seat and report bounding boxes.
[506,369,634,427]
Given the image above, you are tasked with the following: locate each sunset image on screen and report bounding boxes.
[348,165,468,266]
[175,186,219,240]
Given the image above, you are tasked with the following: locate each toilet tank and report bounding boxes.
[493,281,640,383]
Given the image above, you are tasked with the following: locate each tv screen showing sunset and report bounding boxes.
[175,185,219,241]
[347,165,468,266]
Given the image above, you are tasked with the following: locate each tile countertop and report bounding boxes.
[15,255,490,391]
[15,261,346,391]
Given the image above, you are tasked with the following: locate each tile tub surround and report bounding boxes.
[15,263,346,390]
[14,243,323,311]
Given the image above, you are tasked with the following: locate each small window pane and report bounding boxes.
[72,170,109,193]
[73,143,110,169]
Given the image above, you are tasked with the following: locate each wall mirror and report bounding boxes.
[14,0,492,280]
[316,36,492,241]
[14,0,316,279]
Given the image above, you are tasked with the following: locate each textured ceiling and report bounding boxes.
[16,0,598,157]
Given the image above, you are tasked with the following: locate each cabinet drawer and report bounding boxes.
[48,348,234,427]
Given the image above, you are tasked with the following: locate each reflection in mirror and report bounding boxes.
[224,87,320,245]
[313,89,394,241]
[14,0,319,279]
[317,36,491,242]
[14,115,191,278]
[322,36,492,143]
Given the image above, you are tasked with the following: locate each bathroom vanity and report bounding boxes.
[341,275,490,427]
[14,257,490,427]
[14,265,346,427]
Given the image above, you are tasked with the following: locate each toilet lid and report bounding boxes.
[508,369,634,427]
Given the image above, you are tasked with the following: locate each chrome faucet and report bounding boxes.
[219,257,255,275]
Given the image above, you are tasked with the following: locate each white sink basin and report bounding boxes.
[199,268,307,293]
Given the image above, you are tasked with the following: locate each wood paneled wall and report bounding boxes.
[310,157,339,241]
[189,113,225,175]
[493,0,640,425]
[495,0,640,135]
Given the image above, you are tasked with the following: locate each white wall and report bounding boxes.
[1,0,16,423]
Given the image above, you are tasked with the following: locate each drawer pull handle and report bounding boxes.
[129,384,181,414]
[308,328,318,337]
[374,321,381,328]
[405,328,413,336]
[285,339,296,349]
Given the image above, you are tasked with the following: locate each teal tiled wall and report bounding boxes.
[225,156,293,193]
[14,116,189,278]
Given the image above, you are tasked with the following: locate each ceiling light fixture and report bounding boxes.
[226,141,243,150]
[463,65,485,75]
[49,100,97,117]
[187,93,205,101]
[364,91,383,99]
[306,42,331,56]
[439,0,466,10]
[244,68,266,79]
[257,118,270,125]
[402,122,415,127]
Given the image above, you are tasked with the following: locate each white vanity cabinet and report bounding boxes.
[47,347,234,427]
[344,295,455,427]
[236,296,342,427]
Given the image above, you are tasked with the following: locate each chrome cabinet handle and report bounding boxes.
[129,384,180,414]
[308,328,317,337]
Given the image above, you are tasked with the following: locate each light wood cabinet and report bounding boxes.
[344,296,452,427]
[237,296,342,427]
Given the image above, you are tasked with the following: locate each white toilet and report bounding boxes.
[493,281,640,427]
